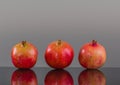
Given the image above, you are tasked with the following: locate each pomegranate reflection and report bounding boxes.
[78,69,106,85]
[45,69,74,85]
[11,69,38,85]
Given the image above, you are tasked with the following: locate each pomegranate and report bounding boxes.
[11,41,38,69]
[78,40,106,69]
[45,40,74,69]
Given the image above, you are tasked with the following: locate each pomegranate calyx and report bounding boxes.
[57,40,62,45]
[22,41,27,47]
[92,40,97,46]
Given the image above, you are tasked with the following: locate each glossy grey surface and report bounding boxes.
[0,67,120,84]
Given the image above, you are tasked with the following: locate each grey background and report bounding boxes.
[0,0,120,67]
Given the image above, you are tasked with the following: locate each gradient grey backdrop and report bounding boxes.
[0,0,119,67]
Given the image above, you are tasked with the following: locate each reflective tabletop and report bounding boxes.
[0,67,120,84]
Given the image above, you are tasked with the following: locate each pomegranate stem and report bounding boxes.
[92,40,97,46]
[22,41,26,47]
[57,40,62,45]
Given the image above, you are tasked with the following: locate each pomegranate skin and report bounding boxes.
[45,40,74,69]
[78,40,106,69]
[11,41,38,69]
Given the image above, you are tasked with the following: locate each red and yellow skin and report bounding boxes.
[45,69,74,85]
[79,40,106,69]
[45,40,74,69]
[78,69,106,85]
[11,41,38,69]
[11,69,38,85]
